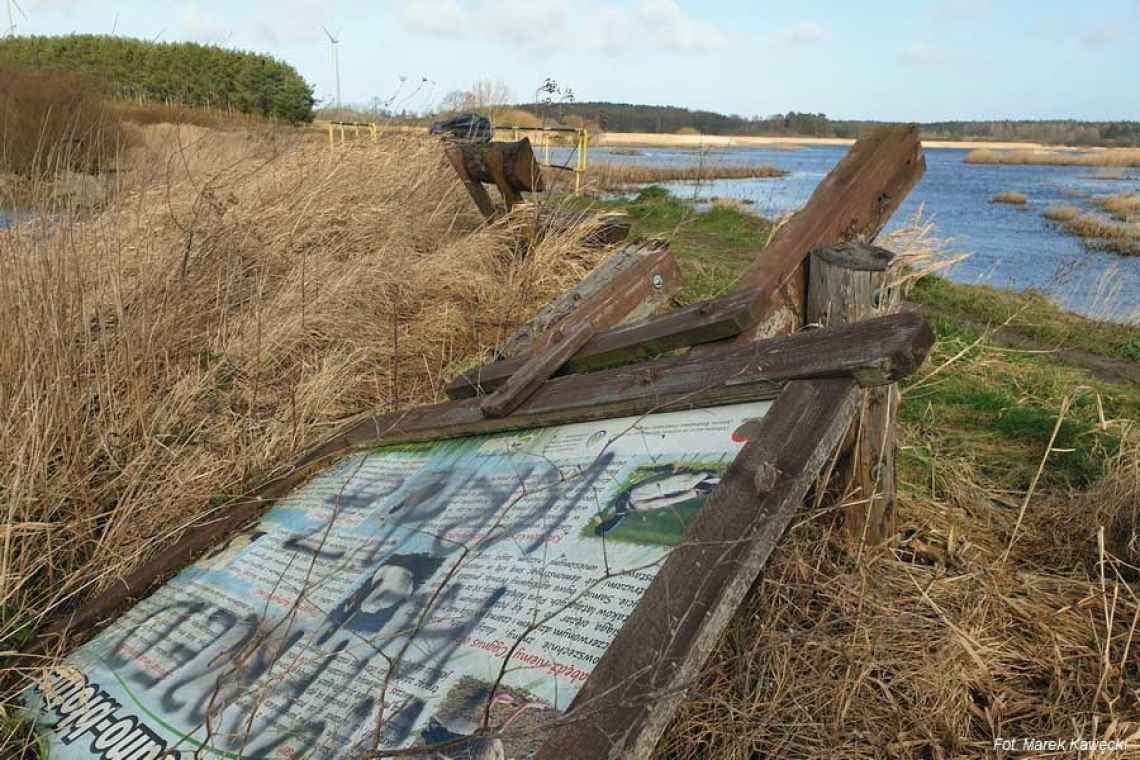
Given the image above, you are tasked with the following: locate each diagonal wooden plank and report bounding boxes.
[452,242,681,398]
[480,320,596,418]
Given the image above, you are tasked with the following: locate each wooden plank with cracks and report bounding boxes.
[33,315,932,651]
[806,242,900,547]
[534,377,860,759]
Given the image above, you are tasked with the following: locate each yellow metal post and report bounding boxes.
[353,123,360,137]
[327,123,334,153]
[370,123,378,142]
[339,124,345,145]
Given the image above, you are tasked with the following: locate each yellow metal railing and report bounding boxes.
[326,121,379,151]
[494,125,590,195]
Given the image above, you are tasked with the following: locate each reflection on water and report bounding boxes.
[553,144,1140,324]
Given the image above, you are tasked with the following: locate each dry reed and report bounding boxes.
[582,162,787,191]
[991,191,1028,204]
[966,148,1140,168]
[660,238,1140,758]
[1093,193,1140,222]
[0,126,608,727]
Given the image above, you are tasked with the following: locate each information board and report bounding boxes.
[26,400,771,759]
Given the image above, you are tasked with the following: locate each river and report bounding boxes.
[553,144,1140,325]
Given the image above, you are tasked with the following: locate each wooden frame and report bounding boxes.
[27,125,934,760]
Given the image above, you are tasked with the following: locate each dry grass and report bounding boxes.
[661,258,1140,759]
[966,148,1140,168]
[991,191,1028,204]
[1093,193,1140,222]
[582,162,787,191]
[1059,213,1140,256]
[1044,205,1081,222]
[0,67,124,176]
[0,126,608,717]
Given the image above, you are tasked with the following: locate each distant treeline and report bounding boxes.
[518,102,1140,147]
[0,35,315,124]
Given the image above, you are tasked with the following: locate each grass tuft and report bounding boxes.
[991,191,1027,204]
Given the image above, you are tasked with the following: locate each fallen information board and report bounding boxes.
[27,400,772,759]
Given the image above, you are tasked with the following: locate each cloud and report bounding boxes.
[778,21,832,45]
[632,0,727,53]
[396,0,727,55]
[1079,24,1122,47]
[180,3,228,43]
[254,0,328,44]
[400,0,467,38]
[897,43,950,66]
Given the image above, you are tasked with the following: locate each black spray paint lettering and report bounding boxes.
[40,668,169,759]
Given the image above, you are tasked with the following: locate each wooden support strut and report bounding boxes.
[443,138,545,220]
[32,314,933,649]
[806,242,900,547]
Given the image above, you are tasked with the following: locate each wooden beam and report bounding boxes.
[449,138,545,192]
[535,377,860,759]
[444,143,498,221]
[733,125,924,341]
[33,314,932,647]
[454,242,679,401]
[305,313,931,451]
[806,243,900,547]
[480,321,596,418]
[447,288,763,399]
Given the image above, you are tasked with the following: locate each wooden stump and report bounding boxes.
[806,243,899,547]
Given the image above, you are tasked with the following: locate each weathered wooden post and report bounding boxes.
[806,242,899,547]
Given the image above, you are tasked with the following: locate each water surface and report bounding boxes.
[553,144,1140,324]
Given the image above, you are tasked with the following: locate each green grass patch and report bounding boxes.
[910,276,1140,363]
[598,186,772,303]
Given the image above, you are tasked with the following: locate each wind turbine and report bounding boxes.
[321,25,342,110]
[6,0,26,36]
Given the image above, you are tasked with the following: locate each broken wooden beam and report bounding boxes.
[732,125,925,341]
[324,312,931,449]
[447,288,763,399]
[500,241,678,359]
[480,320,596,418]
[449,137,544,191]
[535,377,860,759]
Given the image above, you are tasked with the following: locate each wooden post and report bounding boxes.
[806,242,898,547]
[443,143,499,221]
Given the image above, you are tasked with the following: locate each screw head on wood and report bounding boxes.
[651,272,664,289]
[753,461,782,494]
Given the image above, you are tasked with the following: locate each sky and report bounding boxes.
[9,0,1140,121]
